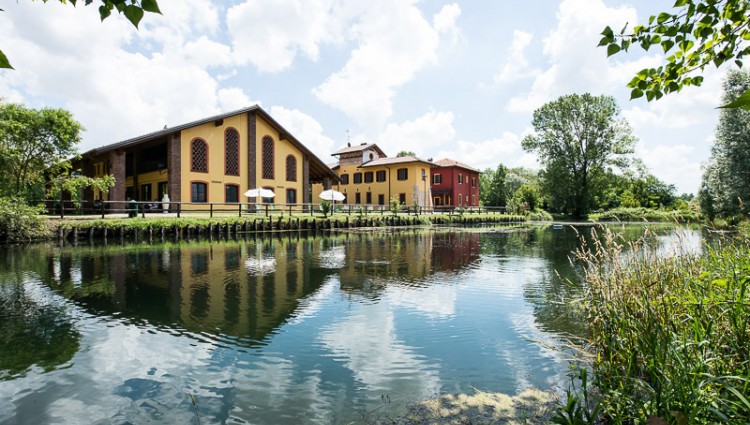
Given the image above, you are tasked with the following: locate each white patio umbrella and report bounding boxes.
[318,189,345,202]
[244,187,275,199]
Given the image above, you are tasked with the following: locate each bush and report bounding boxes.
[0,197,48,242]
[527,209,553,221]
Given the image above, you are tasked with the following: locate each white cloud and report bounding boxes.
[637,142,702,194]
[494,30,537,85]
[375,110,456,156]
[313,1,461,126]
[270,106,337,161]
[217,87,257,111]
[0,0,241,150]
[226,0,339,73]
[507,0,640,112]
[435,130,537,171]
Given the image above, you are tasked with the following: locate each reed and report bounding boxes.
[562,227,750,424]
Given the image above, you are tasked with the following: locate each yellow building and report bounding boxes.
[78,106,338,210]
[312,143,434,208]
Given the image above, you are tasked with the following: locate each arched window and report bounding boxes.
[225,128,239,176]
[286,155,297,181]
[262,136,274,179]
[191,139,208,173]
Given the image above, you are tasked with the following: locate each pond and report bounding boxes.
[0,224,700,424]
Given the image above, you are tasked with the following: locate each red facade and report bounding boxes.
[431,159,480,208]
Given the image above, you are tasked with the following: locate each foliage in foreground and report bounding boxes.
[0,198,48,242]
[565,227,750,423]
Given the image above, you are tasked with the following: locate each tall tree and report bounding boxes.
[0,103,82,197]
[1,0,161,69]
[479,164,508,206]
[601,0,750,108]
[522,94,636,218]
[699,70,750,218]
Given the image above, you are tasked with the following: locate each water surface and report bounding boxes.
[0,224,698,424]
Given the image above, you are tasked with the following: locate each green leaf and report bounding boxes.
[607,44,621,56]
[718,87,750,109]
[657,12,671,24]
[630,88,644,99]
[98,4,112,21]
[661,39,675,52]
[123,4,144,28]
[0,49,13,69]
[673,0,688,6]
[141,0,161,14]
[601,26,614,38]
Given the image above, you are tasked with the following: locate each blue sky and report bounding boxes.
[0,0,728,194]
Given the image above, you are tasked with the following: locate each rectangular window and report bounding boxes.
[378,194,385,205]
[397,168,408,181]
[225,184,239,203]
[140,183,152,201]
[399,193,406,205]
[364,171,374,183]
[340,174,349,185]
[366,192,372,204]
[433,174,442,184]
[191,182,207,203]
[286,189,297,204]
[355,192,361,204]
[472,194,476,205]
[353,173,363,184]
[376,170,386,182]
[458,174,463,184]
[472,177,476,188]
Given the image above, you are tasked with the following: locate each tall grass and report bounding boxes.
[565,227,750,424]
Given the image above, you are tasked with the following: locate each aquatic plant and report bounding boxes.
[563,227,750,423]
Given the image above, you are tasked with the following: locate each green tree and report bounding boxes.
[0,103,82,197]
[1,0,161,69]
[509,183,542,213]
[396,150,416,157]
[479,164,508,206]
[699,70,750,218]
[600,0,750,107]
[522,93,636,218]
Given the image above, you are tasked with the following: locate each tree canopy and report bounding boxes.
[699,70,750,218]
[601,0,750,107]
[396,150,416,157]
[522,93,636,218]
[0,103,82,197]
[1,0,161,69]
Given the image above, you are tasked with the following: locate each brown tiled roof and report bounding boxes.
[80,105,339,183]
[359,156,435,168]
[434,158,481,173]
[333,143,386,156]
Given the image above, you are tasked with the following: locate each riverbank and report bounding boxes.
[45,212,527,244]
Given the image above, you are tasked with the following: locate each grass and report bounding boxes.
[559,226,750,424]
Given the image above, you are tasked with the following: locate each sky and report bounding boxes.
[0,0,730,194]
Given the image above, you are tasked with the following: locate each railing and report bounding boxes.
[36,199,509,220]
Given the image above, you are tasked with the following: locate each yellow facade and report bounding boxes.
[178,113,304,210]
[312,161,430,208]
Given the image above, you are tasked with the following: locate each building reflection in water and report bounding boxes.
[38,231,481,347]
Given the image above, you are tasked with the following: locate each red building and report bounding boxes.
[431,159,480,208]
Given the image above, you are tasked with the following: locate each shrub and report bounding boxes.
[527,209,553,221]
[0,197,48,242]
